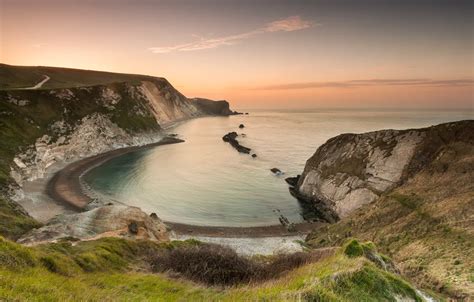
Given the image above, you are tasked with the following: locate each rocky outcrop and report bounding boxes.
[222,132,251,154]
[192,98,238,116]
[9,113,161,186]
[18,205,169,245]
[285,175,300,187]
[3,73,236,187]
[294,120,474,221]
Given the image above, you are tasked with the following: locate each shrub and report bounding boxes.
[150,243,326,286]
[151,243,259,285]
[343,239,364,258]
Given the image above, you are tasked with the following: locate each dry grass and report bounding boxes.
[150,243,334,286]
[306,142,474,299]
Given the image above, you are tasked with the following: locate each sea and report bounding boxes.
[83,109,472,227]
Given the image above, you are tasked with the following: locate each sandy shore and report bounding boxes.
[43,136,318,238]
[46,136,186,210]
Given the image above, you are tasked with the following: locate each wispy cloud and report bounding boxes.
[148,16,314,54]
[251,79,474,90]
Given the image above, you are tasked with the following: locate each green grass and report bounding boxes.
[0,236,425,301]
[0,63,156,90]
[0,197,41,240]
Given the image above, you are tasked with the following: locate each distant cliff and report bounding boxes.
[0,65,235,186]
[192,98,239,116]
[293,120,474,222]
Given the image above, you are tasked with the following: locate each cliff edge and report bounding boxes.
[294,120,474,222]
[0,64,236,240]
[294,120,473,299]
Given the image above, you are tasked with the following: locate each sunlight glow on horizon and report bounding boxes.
[1,0,473,109]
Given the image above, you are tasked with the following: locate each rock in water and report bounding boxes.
[271,168,283,175]
[251,154,257,158]
[222,132,251,154]
[285,175,300,187]
[278,214,296,232]
[239,124,245,129]
[222,132,238,142]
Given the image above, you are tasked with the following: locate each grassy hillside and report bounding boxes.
[0,64,159,90]
[0,236,427,301]
[306,141,474,299]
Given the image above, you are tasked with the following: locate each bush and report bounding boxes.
[343,239,364,258]
[151,243,259,285]
[150,243,324,286]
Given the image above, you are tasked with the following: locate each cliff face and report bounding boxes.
[303,120,474,299]
[294,120,474,221]
[0,66,235,187]
[0,64,235,240]
[192,98,237,116]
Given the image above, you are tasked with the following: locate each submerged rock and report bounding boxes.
[18,205,169,245]
[251,154,257,158]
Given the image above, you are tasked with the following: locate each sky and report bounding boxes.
[1,0,473,109]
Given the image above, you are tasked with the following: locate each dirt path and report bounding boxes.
[24,75,50,89]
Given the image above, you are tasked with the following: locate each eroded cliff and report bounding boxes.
[294,120,474,221]
[0,64,235,240]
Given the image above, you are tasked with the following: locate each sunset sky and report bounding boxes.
[1,0,473,109]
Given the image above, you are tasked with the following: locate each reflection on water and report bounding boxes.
[84,109,471,227]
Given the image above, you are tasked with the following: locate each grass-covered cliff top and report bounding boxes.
[0,64,180,240]
[0,236,427,301]
[0,63,161,90]
[306,138,474,299]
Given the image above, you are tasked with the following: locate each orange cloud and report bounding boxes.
[148,16,314,54]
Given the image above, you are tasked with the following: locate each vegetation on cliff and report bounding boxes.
[305,124,474,299]
[0,236,426,301]
[0,64,234,240]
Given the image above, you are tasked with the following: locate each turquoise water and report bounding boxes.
[84,109,472,227]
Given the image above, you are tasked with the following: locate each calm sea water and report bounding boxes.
[84,109,472,227]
